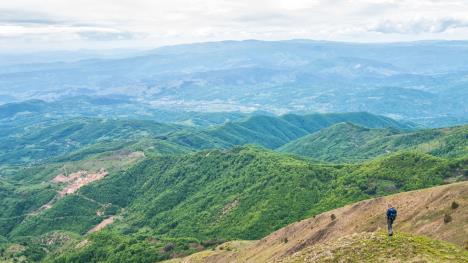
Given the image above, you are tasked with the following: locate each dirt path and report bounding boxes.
[88,216,115,233]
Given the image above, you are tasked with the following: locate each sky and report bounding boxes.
[1,0,468,51]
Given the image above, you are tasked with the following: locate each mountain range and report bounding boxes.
[1,40,468,127]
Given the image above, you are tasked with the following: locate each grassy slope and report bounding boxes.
[281,231,468,263]
[170,232,468,263]
[279,123,468,162]
[169,181,468,263]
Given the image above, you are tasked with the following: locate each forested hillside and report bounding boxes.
[0,118,184,165]
[0,112,412,166]
[3,144,465,262]
[166,112,413,149]
[279,123,468,162]
[0,111,466,263]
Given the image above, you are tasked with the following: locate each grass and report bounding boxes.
[285,231,468,263]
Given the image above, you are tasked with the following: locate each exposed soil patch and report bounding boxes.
[39,232,72,246]
[30,169,109,216]
[54,169,108,197]
[221,199,239,216]
[88,216,115,233]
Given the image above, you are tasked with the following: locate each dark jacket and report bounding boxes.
[387,207,397,220]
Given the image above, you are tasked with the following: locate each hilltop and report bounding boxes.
[279,123,468,162]
[166,112,413,150]
[279,231,468,263]
[167,181,468,262]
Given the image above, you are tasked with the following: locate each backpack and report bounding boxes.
[387,208,397,220]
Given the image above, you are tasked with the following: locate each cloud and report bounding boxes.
[0,9,66,25]
[0,24,137,42]
[1,0,468,50]
[78,30,138,41]
[0,9,137,42]
[368,17,468,34]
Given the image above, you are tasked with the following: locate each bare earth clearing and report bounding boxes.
[53,169,108,196]
[88,216,115,233]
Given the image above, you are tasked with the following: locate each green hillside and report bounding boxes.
[0,113,464,263]
[279,123,468,162]
[0,112,412,167]
[4,145,465,262]
[167,112,414,149]
[0,118,184,165]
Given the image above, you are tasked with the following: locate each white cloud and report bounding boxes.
[0,0,467,51]
[368,17,468,34]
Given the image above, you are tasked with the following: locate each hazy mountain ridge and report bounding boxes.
[1,40,467,126]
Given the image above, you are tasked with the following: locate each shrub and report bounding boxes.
[163,243,175,252]
[443,214,452,224]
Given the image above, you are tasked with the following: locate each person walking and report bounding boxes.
[386,204,397,236]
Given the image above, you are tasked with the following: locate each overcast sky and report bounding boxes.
[1,0,468,51]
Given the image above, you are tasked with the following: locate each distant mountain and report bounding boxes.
[0,98,251,127]
[1,40,468,127]
[0,99,48,119]
[279,123,468,162]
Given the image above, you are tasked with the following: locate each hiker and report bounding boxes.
[386,204,397,236]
